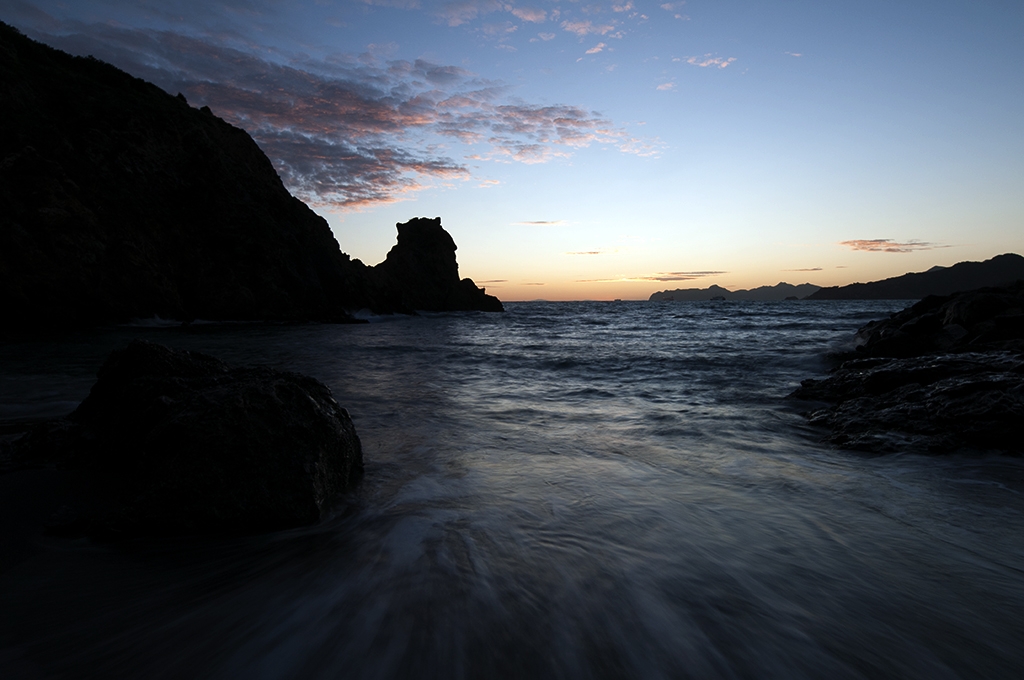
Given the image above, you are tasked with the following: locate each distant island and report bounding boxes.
[806,253,1024,300]
[0,22,501,328]
[650,282,821,302]
[650,254,1024,303]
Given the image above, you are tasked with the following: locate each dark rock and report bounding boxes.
[806,253,1024,300]
[791,282,1024,454]
[369,217,503,313]
[851,281,1024,358]
[12,340,363,535]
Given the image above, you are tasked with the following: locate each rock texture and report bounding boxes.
[791,282,1024,454]
[0,23,500,327]
[806,253,1024,300]
[11,340,363,535]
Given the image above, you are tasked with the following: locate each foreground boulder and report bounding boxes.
[13,340,363,535]
[791,282,1024,454]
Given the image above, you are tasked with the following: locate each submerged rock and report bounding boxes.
[791,282,1024,454]
[13,340,363,535]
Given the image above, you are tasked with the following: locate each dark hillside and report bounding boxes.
[806,254,1024,300]
[0,23,499,326]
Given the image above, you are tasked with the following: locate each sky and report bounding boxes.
[4,0,1024,300]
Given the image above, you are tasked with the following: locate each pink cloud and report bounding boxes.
[511,7,547,23]
[839,239,947,253]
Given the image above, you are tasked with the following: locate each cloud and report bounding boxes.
[435,0,505,26]
[479,179,501,187]
[476,279,507,283]
[20,20,651,209]
[537,32,556,41]
[660,2,688,19]
[786,51,803,57]
[656,82,676,91]
[577,271,725,282]
[567,251,605,255]
[612,2,634,12]
[561,20,617,37]
[514,220,567,225]
[523,282,546,286]
[585,42,607,55]
[510,7,547,23]
[839,239,948,253]
[784,267,823,271]
[482,21,518,36]
[678,54,737,69]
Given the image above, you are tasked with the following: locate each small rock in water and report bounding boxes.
[13,340,363,535]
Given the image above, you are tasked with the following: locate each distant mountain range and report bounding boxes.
[649,282,821,302]
[806,253,1024,300]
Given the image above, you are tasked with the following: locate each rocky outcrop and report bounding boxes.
[805,253,1024,300]
[369,217,503,313]
[11,341,363,535]
[790,282,1024,454]
[0,23,499,328]
[650,282,821,302]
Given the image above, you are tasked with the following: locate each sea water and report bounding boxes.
[2,301,1024,679]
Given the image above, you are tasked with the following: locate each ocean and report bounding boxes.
[2,300,1024,679]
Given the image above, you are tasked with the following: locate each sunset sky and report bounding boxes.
[6,0,1023,300]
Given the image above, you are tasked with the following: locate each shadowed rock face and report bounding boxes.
[370,217,503,313]
[12,341,364,535]
[791,282,1024,454]
[0,23,499,327]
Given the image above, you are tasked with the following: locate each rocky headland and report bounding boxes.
[806,253,1024,300]
[791,282,1024,454]
[4,341,363,535]
[0,22,500,328]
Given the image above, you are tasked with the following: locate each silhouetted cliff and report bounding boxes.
[370,217,503,313]
[806,254,1024,300]
[0,23,500,327]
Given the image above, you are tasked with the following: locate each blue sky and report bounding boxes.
[5,0,1023,299]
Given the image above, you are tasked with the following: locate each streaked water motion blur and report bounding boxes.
[3,301,1024,678]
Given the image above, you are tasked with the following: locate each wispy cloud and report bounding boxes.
[659,2,689,20]
[510,6,547,23]
[514,220,567,226]
[578,271,726,282]
[434,0,505,27]
[785,51,803,57]
[677,54,737,69]
[839,239,948,253]
[566,250,606,255]
[561,20,617,37]
[585,42,607,55]
[20,19,651,209]
[784,267,823,271]
[656,82,676,91]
